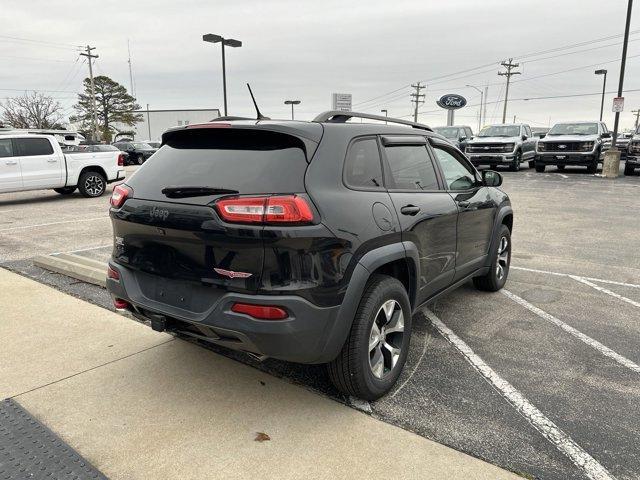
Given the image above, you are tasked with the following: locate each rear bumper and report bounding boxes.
[535,152,598,165]
[108,169,126,183]
[467,153,515,165]
[106,262,344,364]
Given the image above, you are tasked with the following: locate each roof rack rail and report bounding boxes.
[313,110,432,131]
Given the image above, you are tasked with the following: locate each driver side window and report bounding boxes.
[432,145,477,191]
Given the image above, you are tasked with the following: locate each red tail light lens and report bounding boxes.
[117,153,125,167]
[231,302,288,320]
[107,265,120,281]
[113,298,130,310]
[110,184,131,208]
[215,195,313,225]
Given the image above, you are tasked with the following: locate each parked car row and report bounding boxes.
[435,120,637,175]
[112,141,159,165]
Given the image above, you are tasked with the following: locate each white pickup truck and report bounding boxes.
[0,134,126,197]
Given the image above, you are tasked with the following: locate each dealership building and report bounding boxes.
[119,108,221,141]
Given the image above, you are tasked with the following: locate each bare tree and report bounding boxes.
[1,92,65,129]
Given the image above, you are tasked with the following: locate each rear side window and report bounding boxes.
[344,138,383,189]
[0,139,13,157]
[384,145,439,191]
[129,129,308,200]
[15,138,54,156]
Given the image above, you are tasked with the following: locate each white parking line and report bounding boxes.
[425,309,615,480]
[0,216,108,233]
[558,173,569,179]
[570,276,640,309]
[502,289,640,374]
[511,266,640,289]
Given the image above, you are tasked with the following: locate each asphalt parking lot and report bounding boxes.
[1,162,639,480]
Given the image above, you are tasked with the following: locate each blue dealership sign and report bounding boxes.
[436,94,467,110]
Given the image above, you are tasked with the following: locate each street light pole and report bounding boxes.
[466,84,484,132]
[202,34,242,117]
[284,100,301,120]
[595,69,607,122]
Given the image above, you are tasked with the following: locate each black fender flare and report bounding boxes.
[486,206,514,267]
[315,242,419,363]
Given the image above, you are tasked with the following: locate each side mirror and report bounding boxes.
[522,135,528,141]
[482,170,503,187]
[459,136,467,142]
[602,132,611,138]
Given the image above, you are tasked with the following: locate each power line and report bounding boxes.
[0,34,81,50]
[352,29,640,110]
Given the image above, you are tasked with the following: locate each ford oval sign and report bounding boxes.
[436,94,467,110]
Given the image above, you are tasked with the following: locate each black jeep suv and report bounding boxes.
[107,111,513,400]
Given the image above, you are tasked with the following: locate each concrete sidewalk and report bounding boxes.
[0,268,519,480]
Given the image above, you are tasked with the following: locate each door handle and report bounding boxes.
[400,205,421,216]
[47,159,58,163]
[457,201,470,208]
[5,160,17,165]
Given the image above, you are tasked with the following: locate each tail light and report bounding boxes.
[215,195,314,225]
[117,153,125,166]
[110,184,132,208]
[231,302,288,320]
[107,265,120,281]
[113,298,130,310]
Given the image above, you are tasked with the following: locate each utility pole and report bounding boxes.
[633,109,640,129]
[80,45,100,142]
[483,85,488,129]
[611,0,633,150]
[498,58,520,124]
[410,82,425,123]
[127,39,135,97]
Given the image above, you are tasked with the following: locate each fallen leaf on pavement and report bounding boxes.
[255,432,271,442]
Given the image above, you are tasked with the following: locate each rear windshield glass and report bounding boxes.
[128,129,308,200]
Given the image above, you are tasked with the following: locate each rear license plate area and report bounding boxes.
[154,277,193,309]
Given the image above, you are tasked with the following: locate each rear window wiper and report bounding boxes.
[161,186,239,198]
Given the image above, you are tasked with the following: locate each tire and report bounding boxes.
[557,165,565,171]
[473,224,511,292]
[137,154,145,165]
[586,160,597,174]
[535,162,545,173]
[78,170,106,198]
[509,151,521,172]
[327,274,412,401]
[624,162,635,176]
[53,187,76,195]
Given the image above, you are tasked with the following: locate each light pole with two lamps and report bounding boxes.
[284,100,301,120]
[202,33,242,117]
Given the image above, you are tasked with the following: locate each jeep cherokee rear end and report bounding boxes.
[107,122,355,364]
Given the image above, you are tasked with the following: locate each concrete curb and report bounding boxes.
[34,253,107,287]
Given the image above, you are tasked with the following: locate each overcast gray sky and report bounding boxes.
[2,0,639,130]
